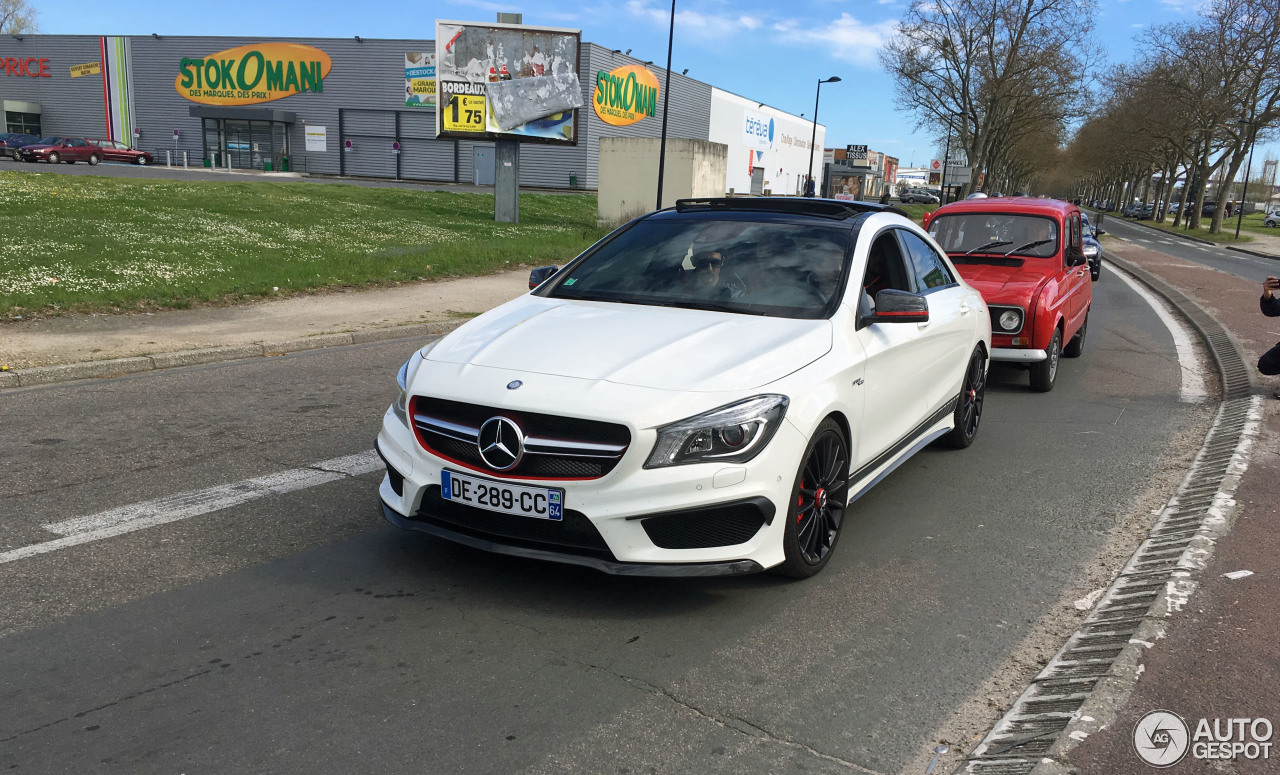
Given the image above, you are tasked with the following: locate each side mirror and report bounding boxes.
[870,289,929,323]
[1067,252,1088,268]
[1095,229,1106,236]
[528,265,559,289]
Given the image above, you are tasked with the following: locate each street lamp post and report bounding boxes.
[654,0,676,210]
[1236,117,1257,240]
[939,112,965,204]
[805,76,841,197]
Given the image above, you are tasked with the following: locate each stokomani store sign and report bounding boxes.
[593,65,659,126]
[175,43,332,105]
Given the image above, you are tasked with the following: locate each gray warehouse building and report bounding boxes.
[0,33,726,190]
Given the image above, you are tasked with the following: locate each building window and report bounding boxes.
[5,111,41,135]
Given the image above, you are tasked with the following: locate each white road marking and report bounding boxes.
[1110,265,1210,403]
[1136,238,1153,243]
[0,451,381,565]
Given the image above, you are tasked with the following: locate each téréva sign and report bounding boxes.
[175,43,332,105]
[593,65,659,126]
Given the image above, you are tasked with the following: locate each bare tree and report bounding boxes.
[0,0,38,34]
[881,0,1097,193]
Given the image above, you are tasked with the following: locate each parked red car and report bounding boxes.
[17,137,100,164]
[86,139,154,165]
[923,197,1091,392]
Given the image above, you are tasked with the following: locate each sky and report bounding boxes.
[31,0,1279,178]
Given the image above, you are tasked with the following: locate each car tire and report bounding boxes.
[942,346,987,449]
[1063,311,1088,358]
[776,418,849,579]
[135,156,148,165]
[48,152,60,164]
[1030,327,1062,392]
[1091,258,1102,282]
[88,153,100,166]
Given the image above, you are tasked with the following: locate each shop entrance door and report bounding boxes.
[750,167,764,195]
[200,118,290,170]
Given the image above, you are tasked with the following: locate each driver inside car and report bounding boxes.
[687,249,746,299]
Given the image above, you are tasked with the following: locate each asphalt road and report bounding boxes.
[0,276,1206,774]
[1096,214,1280,281]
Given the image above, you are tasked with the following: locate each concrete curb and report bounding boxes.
[1226,244,1280,260]
[0,320,459,390]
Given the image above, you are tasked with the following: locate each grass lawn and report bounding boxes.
[895,202,939,222]
[0,171,611,317]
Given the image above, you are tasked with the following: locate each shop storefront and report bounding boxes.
[0,33,810,192]
[192,107,293,171]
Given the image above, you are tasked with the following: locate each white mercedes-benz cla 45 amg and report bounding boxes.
[376,198,991,578]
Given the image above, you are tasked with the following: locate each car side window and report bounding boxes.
[897,230,955,291]
[862,232,914,302]
[69,139,86,147]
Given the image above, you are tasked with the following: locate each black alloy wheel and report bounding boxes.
[1030,327,1062,392]
[943,347,987,448]
[778,419,849,578]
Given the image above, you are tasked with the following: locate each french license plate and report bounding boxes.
[440,469,564,521]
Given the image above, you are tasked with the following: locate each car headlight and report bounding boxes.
[392,340,439,425]
[1082,243,1099,257]
[645,395,789,468]
[998,309,1022,331]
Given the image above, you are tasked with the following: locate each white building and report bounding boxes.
[708,88,825,197]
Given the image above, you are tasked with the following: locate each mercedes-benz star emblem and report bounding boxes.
[477,417,524,471]
[507,380,523,390]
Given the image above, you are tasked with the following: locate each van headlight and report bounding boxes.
[645,395,789,468]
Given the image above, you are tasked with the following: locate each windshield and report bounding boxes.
[37,137,62,145]
[546,219,852,319]
[927,213,1059,258]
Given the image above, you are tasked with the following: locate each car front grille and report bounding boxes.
[412,485,615,559]
[410,396,631,480]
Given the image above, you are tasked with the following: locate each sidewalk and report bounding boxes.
[0,269,531,374]
[1057,243,1280,772]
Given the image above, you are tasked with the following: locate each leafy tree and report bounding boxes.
[0,0,38,34]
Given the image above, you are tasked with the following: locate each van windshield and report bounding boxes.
[928,213,1059,258]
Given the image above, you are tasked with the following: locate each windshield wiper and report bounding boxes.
[684,301,767,315]
[965,241,1012,255]
[1003,239,1052,256]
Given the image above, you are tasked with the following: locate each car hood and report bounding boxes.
[21,144,54,151]
[427,296,832,392]
[952,262,1050,302]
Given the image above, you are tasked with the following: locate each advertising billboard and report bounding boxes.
[405,52,436,108]
[434,20,582,145]
[593,65,658,126]
[175,43,331,106]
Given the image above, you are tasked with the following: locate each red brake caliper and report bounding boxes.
[797,478,805,520]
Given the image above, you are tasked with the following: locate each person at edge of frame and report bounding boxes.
[1257,275,1280,398]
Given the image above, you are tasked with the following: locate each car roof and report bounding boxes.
[670,197,911,223]
[929,197,1077,218]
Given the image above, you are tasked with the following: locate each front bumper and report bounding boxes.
[379,499,764,576]
[991,348,1047,362]
[376,396,806,573]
